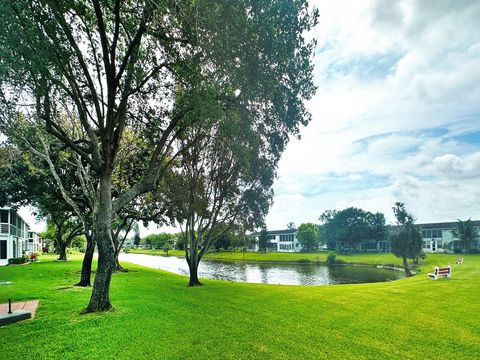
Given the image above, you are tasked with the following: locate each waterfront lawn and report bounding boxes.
[0,254,479,359]
[129,248,415,267]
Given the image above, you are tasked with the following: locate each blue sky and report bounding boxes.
[266,0,480,229]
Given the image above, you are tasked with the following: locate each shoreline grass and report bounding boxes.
[0,253,478,359]
[128,248,421,268]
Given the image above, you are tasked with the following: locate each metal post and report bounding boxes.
[8,298,12,314]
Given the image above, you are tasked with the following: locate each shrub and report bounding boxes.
[8,256,29,265]
[326,251,338,265]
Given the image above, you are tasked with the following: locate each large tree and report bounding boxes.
[319,207,378,253]
[296,223,320,252]
[173,119,273,286]
[0,1,317,311]
[388,202,422,277]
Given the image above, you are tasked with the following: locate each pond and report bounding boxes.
[119,253,404,286]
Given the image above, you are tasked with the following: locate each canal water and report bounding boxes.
[119,253,404,286]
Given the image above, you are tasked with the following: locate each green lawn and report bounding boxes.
[0,253,478,359]
[129,248,417,267]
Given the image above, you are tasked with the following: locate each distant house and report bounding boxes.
[0,208,31,263]
[249,229,302,252]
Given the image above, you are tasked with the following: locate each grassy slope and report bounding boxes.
[0,254,478,359]
[129,248,414,267]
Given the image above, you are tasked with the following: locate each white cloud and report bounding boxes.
[266,0,480,229]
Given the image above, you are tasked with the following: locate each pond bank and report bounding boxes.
[119,253,405,286]
[127,248,417,268]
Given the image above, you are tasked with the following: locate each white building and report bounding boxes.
[418,221,480,253]
[250,229,302,252]
[0,208,31,263]
[27,231,44,254]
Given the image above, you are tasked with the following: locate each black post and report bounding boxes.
[8,298,12,314]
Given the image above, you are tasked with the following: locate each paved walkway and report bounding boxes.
[0,300,39,318]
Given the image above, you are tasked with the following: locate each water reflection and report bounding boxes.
[119,253,404,286]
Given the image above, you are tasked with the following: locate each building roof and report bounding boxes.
[249,229,296,237]
[417,220,480,229]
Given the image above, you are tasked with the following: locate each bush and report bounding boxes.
[326,251,338,265]
[8,256,29,265]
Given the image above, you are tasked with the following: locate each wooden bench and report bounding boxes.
[428,266,451,280]
[456,257,464,264]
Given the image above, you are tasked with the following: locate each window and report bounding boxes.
[279,234,294,242]
[426,230,432,238]
[0,210,8,223]
[365,242,377,250]
[422,230,426,238]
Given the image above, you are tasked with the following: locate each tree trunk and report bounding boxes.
[402,256,412,277]
[114,248,127,272]
[187,257,202,287]
[58,242,68,261]
[84,173,115,313]
[76,237,95,287]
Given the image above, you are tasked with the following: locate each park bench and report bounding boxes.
[456,257,464,264]
[428,266,451,280]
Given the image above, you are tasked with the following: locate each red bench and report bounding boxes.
[428,266,451,280]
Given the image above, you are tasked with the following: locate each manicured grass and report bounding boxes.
[0,254,479,359]
[129,248,416,267]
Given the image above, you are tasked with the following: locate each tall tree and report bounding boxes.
[389,202,422,277]
[296,223,319,252]
[286,222,296,230]
[453,219,477,253]
[173,120,273,286]
[0,0,317,311]
[258,228,269,253]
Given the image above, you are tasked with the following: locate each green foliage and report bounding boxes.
[286,222,296,230]
[319,208,387,252]
[296,223,320,252]
[389,203,423,276]
[258,228,269,252]
[133,231,141,246]
[326,251,338,265]
[162,243,172,256]
[453,218,478,253]
[141,233,175,249]
[7,256,29,264]
[72,235,87,252]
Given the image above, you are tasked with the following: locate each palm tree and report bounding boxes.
[453,219,477,253]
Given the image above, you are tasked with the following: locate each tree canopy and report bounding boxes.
[319,208,387,253]
[0,0,318,311]
[453,219,478,253]
[296,223,320,252]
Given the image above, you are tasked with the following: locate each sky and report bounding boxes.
[17,0,480,235]
[266,0,480,230]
